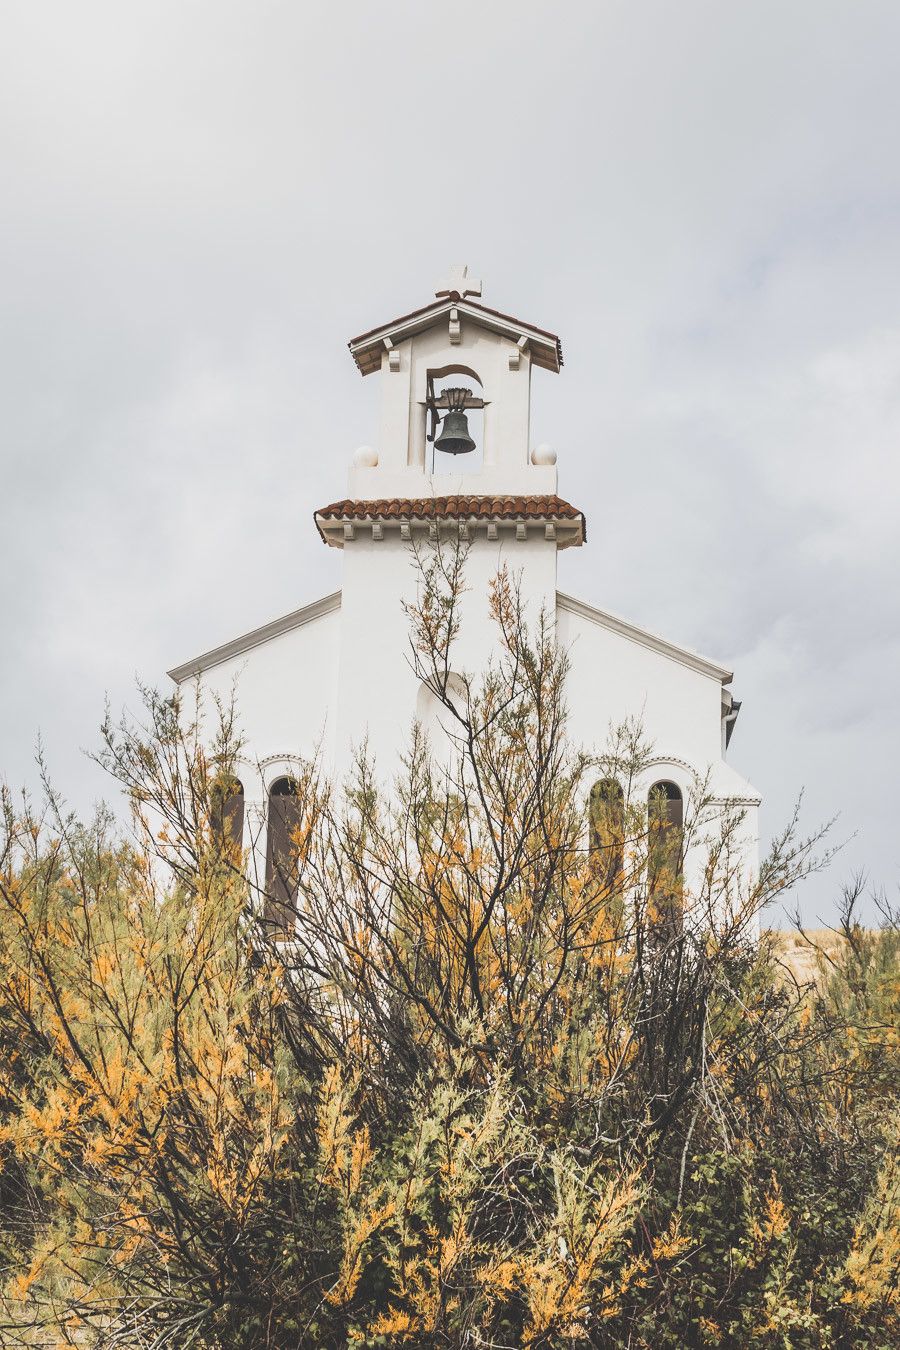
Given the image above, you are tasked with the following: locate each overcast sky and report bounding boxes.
[3,1,899,924]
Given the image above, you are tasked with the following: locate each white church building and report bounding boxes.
[169,268,760,917]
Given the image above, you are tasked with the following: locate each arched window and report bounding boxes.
[647,780,684,929]
[265,777,301,937]
[415,673,468,759]
[210,776,244,852]
[589,778,624,889]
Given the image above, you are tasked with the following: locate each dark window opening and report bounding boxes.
[647,780,684,931]
[211,777,244,852]
[265,777,301,937]
[589,778,625,891]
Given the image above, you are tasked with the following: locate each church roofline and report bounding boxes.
[557,592,733,683]
[348,297,563,376]
[167,591,341,684]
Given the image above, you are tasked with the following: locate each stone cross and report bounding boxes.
[435,264,482,301]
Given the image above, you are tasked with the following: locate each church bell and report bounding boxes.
[434,387,476,455]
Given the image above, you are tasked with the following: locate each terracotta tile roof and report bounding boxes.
[318,496,591,548]
[316,494,582,522]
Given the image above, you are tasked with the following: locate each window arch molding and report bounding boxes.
[258,754,305,797]
[637,758,695,809]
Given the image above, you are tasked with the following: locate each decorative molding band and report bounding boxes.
[644,754,699,775]
[639,756,762,806]
[316,516,583,552]
[708,795,763,806]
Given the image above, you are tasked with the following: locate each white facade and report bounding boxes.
[169,268,760,902]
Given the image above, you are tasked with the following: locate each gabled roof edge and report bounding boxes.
[557,592,733,683]
[348,297,563,374]
[168,591,342,684]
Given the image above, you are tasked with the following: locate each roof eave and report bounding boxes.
[315,513,584,551]
[348,298,562,375]
[557,592,733,683]
[167,591,342,683]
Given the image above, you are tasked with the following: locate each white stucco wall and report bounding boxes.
[179,600,339,789]
[557,599,724,766]
[335,531,559,772]
[172,562,760,917]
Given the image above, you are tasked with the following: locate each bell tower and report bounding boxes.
[342,265,564,499]
[315,269,585,770]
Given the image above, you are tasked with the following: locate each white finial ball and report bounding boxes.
[352,445,378,467]
[531,443,557,466]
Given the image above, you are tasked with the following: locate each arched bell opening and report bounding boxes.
[425,369,485,476]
